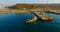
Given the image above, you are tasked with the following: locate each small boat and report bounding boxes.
[25,16,38,24]
[40,15,52,21]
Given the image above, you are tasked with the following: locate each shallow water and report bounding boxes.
[0,13,60,32]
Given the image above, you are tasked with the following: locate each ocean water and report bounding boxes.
[0,13,60,32]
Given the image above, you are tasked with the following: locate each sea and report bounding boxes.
[0,13,60,32]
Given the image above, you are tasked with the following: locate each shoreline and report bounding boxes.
[45,11,60,15]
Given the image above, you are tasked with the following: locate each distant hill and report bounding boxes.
[8,4,60,10]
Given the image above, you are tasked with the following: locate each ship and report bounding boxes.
[25,16,38,24]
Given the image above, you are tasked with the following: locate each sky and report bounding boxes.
[0,0,60,6]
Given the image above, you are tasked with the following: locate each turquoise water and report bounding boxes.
[0,13,60,32]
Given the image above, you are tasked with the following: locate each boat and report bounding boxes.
[39,15,52,21]
[25,16,38,24]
